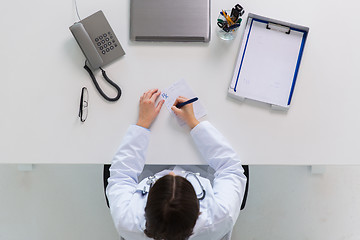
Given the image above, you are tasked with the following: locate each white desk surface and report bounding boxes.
[1,0,360,165]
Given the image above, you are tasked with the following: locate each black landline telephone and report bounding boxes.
[69,10,125,102]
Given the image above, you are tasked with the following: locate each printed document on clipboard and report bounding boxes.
[228,13,309,110]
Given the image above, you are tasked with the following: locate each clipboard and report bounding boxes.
[228,13,309,110]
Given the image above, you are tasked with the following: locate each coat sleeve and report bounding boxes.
[106,125,150,233]
[190,121,247,225]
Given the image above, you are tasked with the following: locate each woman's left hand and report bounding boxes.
[136,89,165,129]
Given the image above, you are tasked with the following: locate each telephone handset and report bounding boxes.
[70,22,103,69]
[70,10,125,102]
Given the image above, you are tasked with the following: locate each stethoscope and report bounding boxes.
[141,172,206,201]
[184,171,206,201]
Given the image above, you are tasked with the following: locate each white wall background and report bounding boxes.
[0,165,359,240]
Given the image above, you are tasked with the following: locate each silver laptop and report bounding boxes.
[130,0,210,42]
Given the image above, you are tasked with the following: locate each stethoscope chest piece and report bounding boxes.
[142,175,157,196]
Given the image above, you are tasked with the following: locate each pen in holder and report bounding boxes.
[217,4,244,40]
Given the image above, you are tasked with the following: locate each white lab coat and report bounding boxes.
[106,121,247,240]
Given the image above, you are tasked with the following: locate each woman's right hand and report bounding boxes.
[171,96,200,129]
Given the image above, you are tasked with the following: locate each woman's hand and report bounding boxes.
[171,96,200,129]
[136,89,165,129]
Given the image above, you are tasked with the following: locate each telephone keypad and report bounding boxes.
[95,31,118,55]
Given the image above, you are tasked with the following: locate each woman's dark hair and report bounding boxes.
[144,174,200,240]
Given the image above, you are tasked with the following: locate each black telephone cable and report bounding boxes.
[83,63,121,102]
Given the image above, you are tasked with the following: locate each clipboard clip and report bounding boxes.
[266,22,291,34]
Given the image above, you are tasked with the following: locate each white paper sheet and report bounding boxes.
[231,18,304,108]
[161,79,207,125]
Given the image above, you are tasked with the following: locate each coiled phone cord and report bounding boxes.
[83,62,121,102]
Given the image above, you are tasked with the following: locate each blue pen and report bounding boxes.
[176,97,198,108]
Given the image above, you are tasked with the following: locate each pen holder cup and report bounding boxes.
[217,10,241,40]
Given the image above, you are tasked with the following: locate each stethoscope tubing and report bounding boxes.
[142,172,206,200]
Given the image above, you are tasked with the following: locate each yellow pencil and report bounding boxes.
[222,10,235,26]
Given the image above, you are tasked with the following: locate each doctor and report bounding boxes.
[106,89,247,240]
